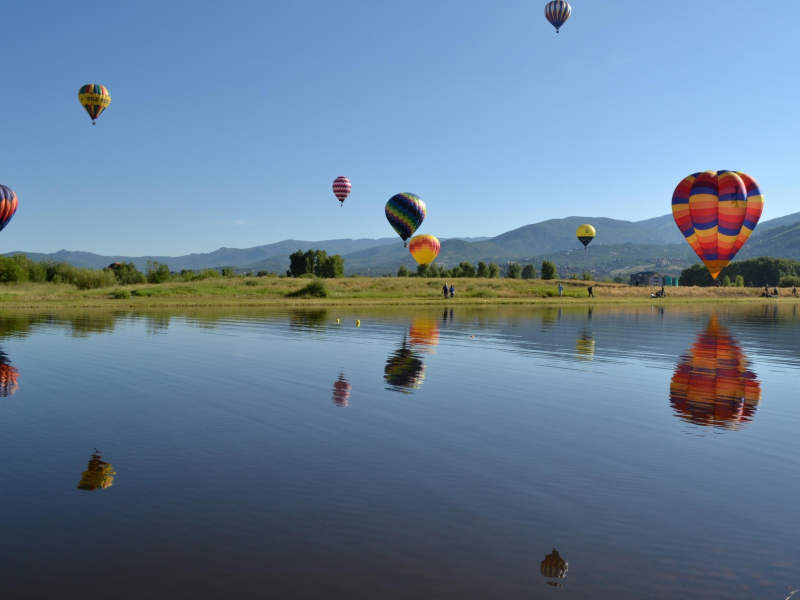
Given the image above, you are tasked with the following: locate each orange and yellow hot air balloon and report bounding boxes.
[408,234,440,266]
[671,171,764,279]
[670,315,761,430]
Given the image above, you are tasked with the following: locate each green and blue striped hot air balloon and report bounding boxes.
[385,193,426,247]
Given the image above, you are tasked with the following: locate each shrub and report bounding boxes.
[734,275,745,287]
[286,278,329,298]
[722,275,732,287]
[221,267,234,277]
[581,270,593,281]
[146,260,171,284]
[541,261,558,280]
[506,263,522,279]
[397,265,410,277]
[245,280,259,286]
[488,263,501,278]
[0,256,29,283]
[73,268,118,290]
[111,262,146,285]
[521,265,536,280]
[111,289,131,299]
[779,275,800,287]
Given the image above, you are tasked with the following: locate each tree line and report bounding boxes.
[679,257,800,287]
[400,260,560,280]
[288,250,345,278]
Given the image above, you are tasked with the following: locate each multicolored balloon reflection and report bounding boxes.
[77,450,116,491]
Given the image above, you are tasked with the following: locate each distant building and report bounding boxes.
[630,271,663,286]
[664,275,679,287]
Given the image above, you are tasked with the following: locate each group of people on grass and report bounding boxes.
[442,284,454,299]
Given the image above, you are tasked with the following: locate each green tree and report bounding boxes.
[397,264,410,277]
[221,267,235,277]
[521,264,536,280]
[457,262,475,278]
[476,261,489,278]
[146,260,171,284]
[734,275,745,287]
[417,264,429,277]
[0,256,28,283]
[506,263,522,279]
[541,260,557,280]
[111,262,146,285]
[289,250,314,277]
[317,254,345,278]
[488,263,501,278]
[721,275,731,287]
[581,270,593,281]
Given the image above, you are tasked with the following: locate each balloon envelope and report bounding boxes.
[672,171,764,278]
[575,224,595,249]
[408,234,440,265]
[78,84,111,124]
[386,193,426,245]
[0,186,18,234]
[544,1,571,32]
[332,176,351,205]
[670,316,761,430]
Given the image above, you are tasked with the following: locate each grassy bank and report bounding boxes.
[0,276,795,308]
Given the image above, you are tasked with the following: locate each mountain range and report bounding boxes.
[6,212,800,278]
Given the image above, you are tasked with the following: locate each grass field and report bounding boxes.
[0,276,795,308]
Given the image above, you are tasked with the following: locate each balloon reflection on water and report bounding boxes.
[408,317,440,353]
[332,372,352,407]
[540,548,568,585]
[670,316,761,430]
[0,348,19,397]
[77,450,116,491]
[384,339,426,394]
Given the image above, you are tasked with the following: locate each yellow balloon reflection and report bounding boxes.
[0,348,19,397]
[670,316,761,430]
[408,317,440,353]
[540,548,568,583]
[576,331,595,361]
[77,449,116,491]
[332,372,352,407]
[384,337,425,393]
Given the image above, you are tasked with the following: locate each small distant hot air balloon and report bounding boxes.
[78,84,111,125]
[672,171,764,279]
[386,193,426,247]
[0,186,18,234]
[575,224,595,249]
[76,450,116,491]
[541,548,568,579]
[545,1,571,33]
[332,176,351,207]
[332,372,352,407]
[408,234,440,266]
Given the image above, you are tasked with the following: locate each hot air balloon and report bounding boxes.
[332,176,351,207]
[408,234,440,266]
[76,450,116,491]
[78,84,111,125]
[0,186,18,234]
[0,349,19,397]
[332,372,352,407]
[541,548,568,579]
[575,224,595,249]
[670,316,761,430]
[672,171,764,279]
[386,193,426,247]
[545,1,571,33]
[384,339,425,393]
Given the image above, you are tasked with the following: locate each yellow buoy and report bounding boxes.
[336,318,340,323]
[356,320,361,327]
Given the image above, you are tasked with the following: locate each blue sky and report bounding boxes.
[1,0,798,255]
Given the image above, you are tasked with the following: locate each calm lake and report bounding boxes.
[0,304,798,599]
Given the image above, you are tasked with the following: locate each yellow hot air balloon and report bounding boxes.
[576,224,596,249]
[78,84,111,125]
[77,450,116,491]
[408,234,440,266]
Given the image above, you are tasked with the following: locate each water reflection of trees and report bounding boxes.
[76,449,115,491]
[332,372,352,407]
[670,315,761,430]
[288,310,328,330]
[0,347,19,397]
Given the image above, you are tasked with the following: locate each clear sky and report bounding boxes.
[1,0,798,256]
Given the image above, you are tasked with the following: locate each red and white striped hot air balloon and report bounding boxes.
[332,176,351,207]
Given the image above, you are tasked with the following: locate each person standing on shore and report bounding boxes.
[588,285,594,298]
[558,283,563,297]
[443,284,448,299]
[449,285,454,298]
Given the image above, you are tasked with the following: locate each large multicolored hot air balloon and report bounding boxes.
[332,176,351,207]
[76,450,116,491]
[408,234,440,266]
[575,224,595,249]
[670,316,761,431]
[0,186,18,234]
[545,1,571,32]
[78,84,111,125]
[0,348,19,397]
[386,193,426,247]
[672,171,764,279]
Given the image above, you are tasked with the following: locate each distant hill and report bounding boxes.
[6,211,799,278]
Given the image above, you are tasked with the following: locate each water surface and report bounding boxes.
[0,304,798,599]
